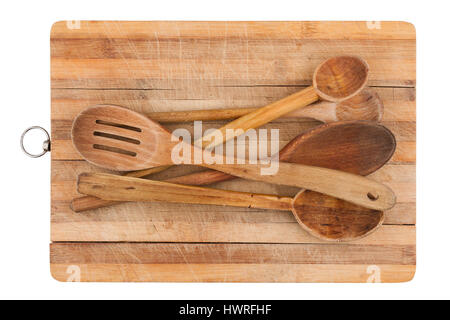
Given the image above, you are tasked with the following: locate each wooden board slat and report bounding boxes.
[51,220,416,244]
[50,242,415,265]
[51,55,414,89]
[51,21,416,40]
[51,39,415,60]
[51,86,415,121]
[50,21,416,282]
[50,263,415,283]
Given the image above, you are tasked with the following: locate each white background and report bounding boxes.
[0,0,444,299]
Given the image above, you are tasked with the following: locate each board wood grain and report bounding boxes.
[51,263,415,283]
[50,21,416,282]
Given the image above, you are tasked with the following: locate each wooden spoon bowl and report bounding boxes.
[313,56,369,102]
[292,190,384,241]
[280,121,395,175]
[334,88,383,122]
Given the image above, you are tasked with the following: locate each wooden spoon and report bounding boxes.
[77,172,385,242]
[200,55,369,149]
[147,88,383,123]
[71,121,395,212]
[72,105,395,210]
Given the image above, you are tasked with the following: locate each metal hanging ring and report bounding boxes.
[20,126,51,158]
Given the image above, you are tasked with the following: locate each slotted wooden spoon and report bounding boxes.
[72,105,396,210]
[72,121,396,212]
[148,88,383,123]
[78,172,385,242]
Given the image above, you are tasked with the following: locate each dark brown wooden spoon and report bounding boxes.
[72,121,396,212]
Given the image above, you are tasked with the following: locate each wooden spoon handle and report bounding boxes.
[70,195,118,212]
[147,107,260,123]
[70,169,235,212]
[165,170,235,185]
[77,173,293,211]
[145,102,336,123]
[202,161,396,211]
[201,86,319,148]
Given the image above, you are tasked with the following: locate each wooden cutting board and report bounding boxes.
[50,21,416,282]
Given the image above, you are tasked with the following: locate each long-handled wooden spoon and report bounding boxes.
[72,105,395,210]
[117,55,370,180]
[199,55,369,149]
[78,172,385,242]
[147,88,383,123]
[71,121,395,212]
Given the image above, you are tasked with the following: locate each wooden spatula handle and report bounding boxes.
[201,161,396,211]
[77,173,293,211]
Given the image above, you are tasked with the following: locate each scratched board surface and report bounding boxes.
[50,21,416,282]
